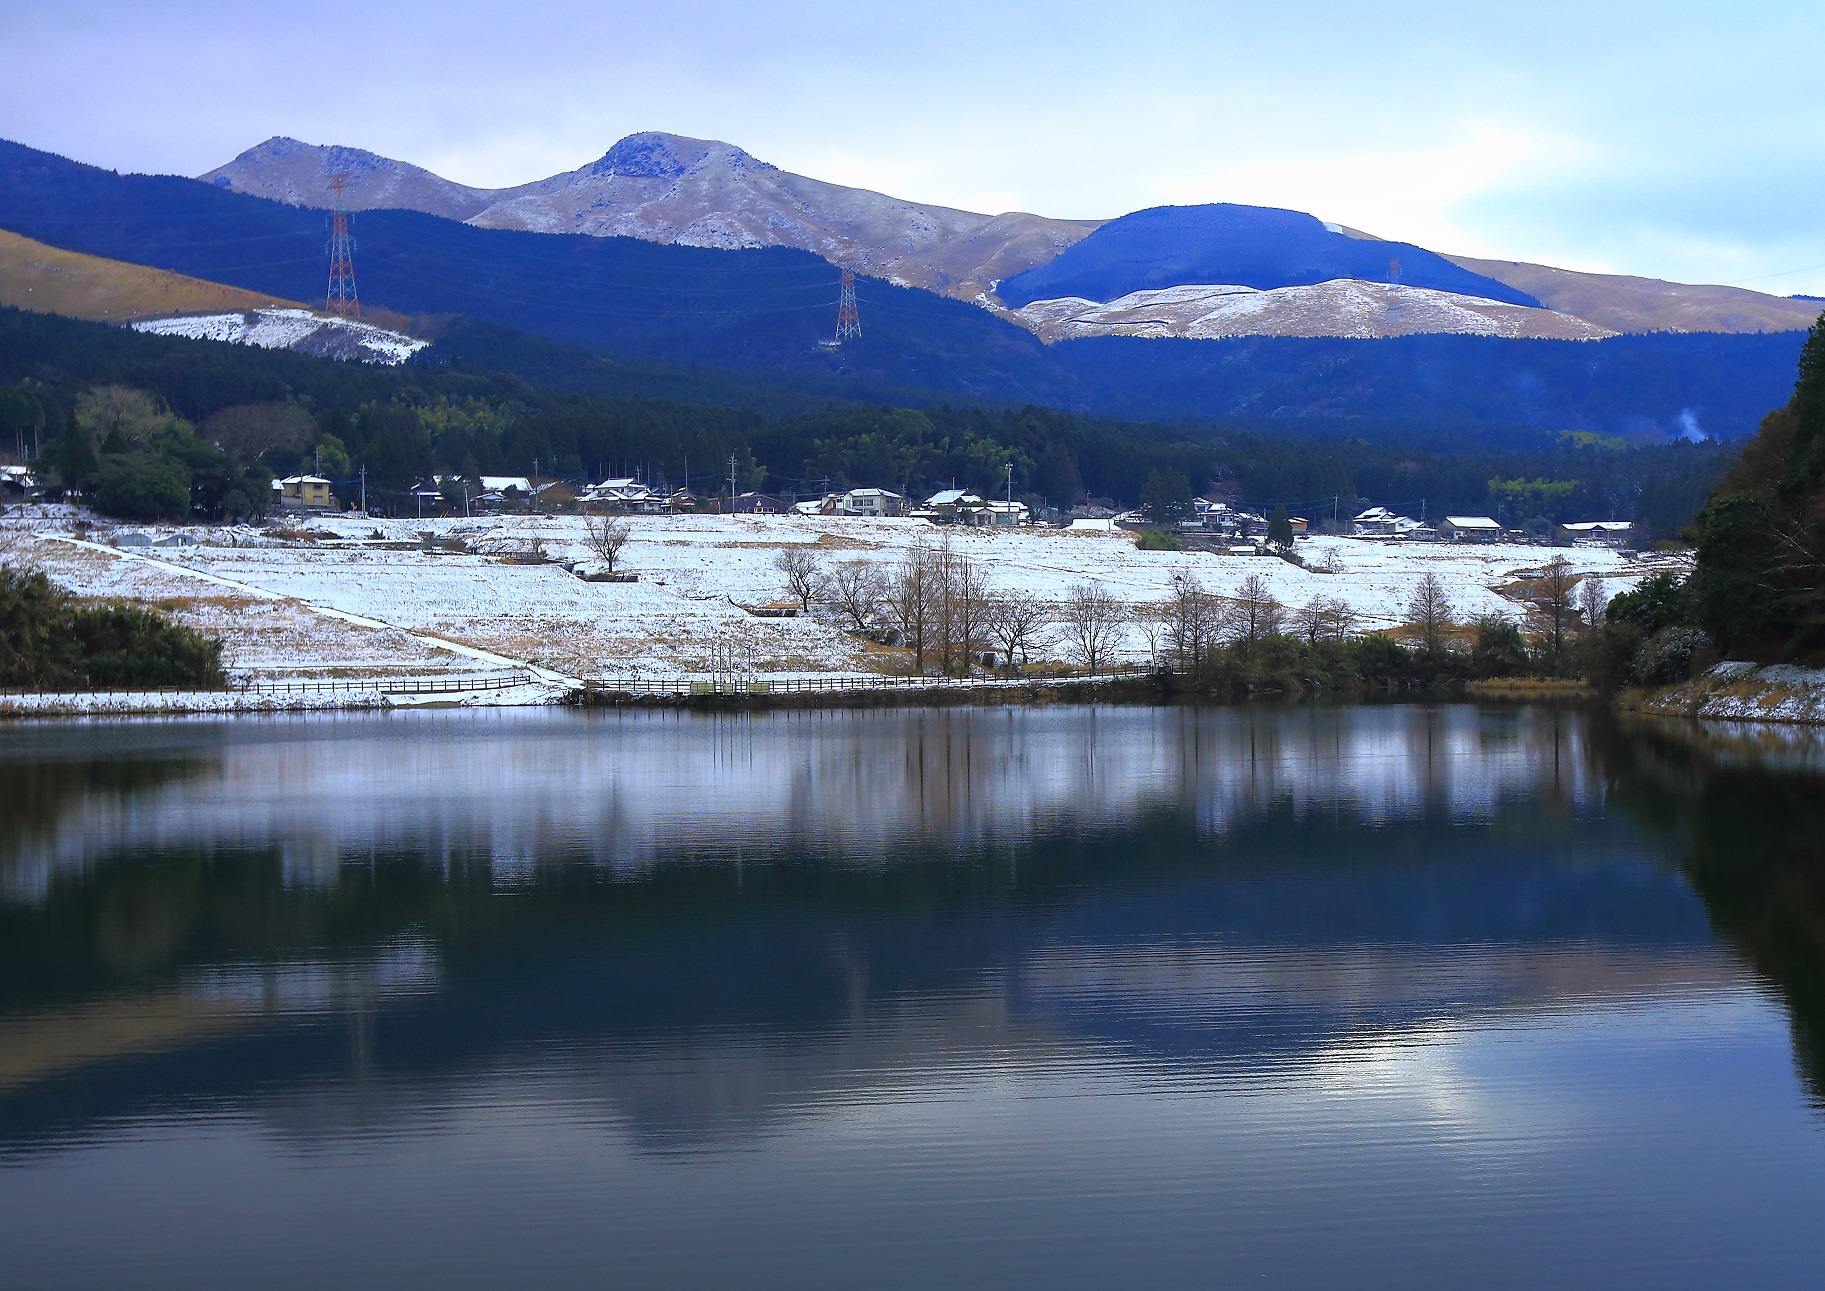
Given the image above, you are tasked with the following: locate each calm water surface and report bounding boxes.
[2,704,1823,1288]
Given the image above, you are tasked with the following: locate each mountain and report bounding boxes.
[202,133,1097,302]
[0,137,1806,441]
[0,227,295,321]
[995,204,1539,309]
[1441,255,1823,335]
[1005,281,1613,342]
[203,133,1821,342]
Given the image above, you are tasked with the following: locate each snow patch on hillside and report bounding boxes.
[1006,281,1618,342]
[132,309,428,365]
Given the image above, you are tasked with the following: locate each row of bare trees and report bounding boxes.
[776,539,1130,674]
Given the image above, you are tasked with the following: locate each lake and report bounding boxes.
[2,704,1823,1288]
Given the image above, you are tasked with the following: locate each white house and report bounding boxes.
[1352,506,1428,539]
[1440,516,1502,543]
[965,499,1029,527]
[924,487,984,522]
[582,477,658,510]
[1560,520,1634,547]
[835,488,905,518]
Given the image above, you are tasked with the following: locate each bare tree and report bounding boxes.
[1406,572,1454,657]
[583,514,632,573]
[1231,574,1284,659]
[775,545,824,612]
[1528,556,1579,671]
[985,593,1052,669]
[943,548,993,672]
[1059,581,1127,675]
[883,541,939,672]
[1163,571,1226,677]
[1578,576,1607,635]
[825,559,885,632]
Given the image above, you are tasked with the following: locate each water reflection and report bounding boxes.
[2,705,1823,1287]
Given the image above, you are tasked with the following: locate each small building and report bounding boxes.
[1352,506,1427,539]
[1559,520,1634,547]
[835,488,905,518]
[479,475,534,502]
[582,477,659,511]
[274,475,334,510]
[925,488,985,523]
[731,491,787,514]
[964,500,1029,527]
[1441,516,1502,543]
[532,480,576,508]
[0,465,36,501]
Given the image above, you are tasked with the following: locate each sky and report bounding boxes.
[4,0,1823,294]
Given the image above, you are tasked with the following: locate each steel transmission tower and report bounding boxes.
[834,270,861,342]
[325,174,360,318]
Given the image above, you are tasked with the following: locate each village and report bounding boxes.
[1,463,1667,713]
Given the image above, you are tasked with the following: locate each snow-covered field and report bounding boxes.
[131,309,428,365]
[8,512,1655,685]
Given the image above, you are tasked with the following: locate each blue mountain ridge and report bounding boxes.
[0,139,1802,440]
[997,203,1541,308]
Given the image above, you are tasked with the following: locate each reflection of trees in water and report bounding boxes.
[6,705,1793,1152]
[1596,717,1825,1105]
[0,752,216,900]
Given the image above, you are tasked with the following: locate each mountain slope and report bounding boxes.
[0,227,295,321]
[1,138,1805,440]
[1442,255,1823,335]
[996,204,1540,309]
[202,132,1097,302]
[1007,281,1614,342]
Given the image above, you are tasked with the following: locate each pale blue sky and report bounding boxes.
[4,1,1822,292]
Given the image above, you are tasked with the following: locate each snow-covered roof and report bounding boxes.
[277,475,331,485]
[1444,516,1501,529]
[479,476,533,493]
[792,500,824,515]
[1561,521,1633,532]
[844,488,903,500]
[926,488,982,506]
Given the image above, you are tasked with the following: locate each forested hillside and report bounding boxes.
[2,306,1726,537]
[0,138,1808,440]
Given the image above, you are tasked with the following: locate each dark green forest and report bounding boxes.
[1,306,1726,537]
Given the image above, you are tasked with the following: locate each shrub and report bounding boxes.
[1133,528,1182,551]
[92,453,191,521]
[0,565,225,691]
[1632,626,1715,687]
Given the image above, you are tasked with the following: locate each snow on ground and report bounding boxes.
[131,309,428,365]
[11,513,1650,682]
[1006,281,1616,343]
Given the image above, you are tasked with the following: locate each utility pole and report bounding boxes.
[1006,460,1014,524]
[729,454,737,514]
[359,464,367,515]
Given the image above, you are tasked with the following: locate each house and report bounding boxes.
[273,475,334,509]
[1352,506,1428,539]
[532,480,575,508]
[1440,516,1502,543]
[835,488,905,518]
[478,475,534,502]
[964,499,1029,527]
[1559,520,1634,547]
[582,477,658,510]
[924,488,984,522]
[731,491,787,514]
[794,498,828,517]
[0,465,35,501]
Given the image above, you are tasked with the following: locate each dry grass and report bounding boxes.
[0,228,297,321]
